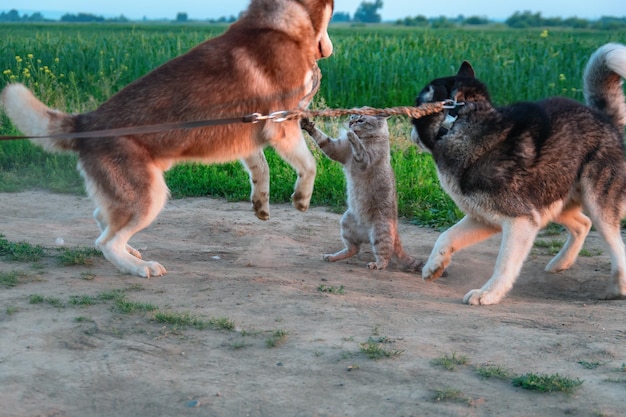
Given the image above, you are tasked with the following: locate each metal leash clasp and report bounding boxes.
[442,99,465,109]
[248,111,290,124]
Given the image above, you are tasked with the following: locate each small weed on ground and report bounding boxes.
[69,294,100,306]
[317,284,345,294]
[0,270,28,287]
[475,364,512,380]
[152,310,209,329]
[114,298,158,314]
[432,352,469,370]
[533,239,564,256]
[29,294,65,308]
[0,234,45,262]
[432,387,470,404]
[57,246,102,266]
[578,361,602,369]
[208,317,236,331]
[512,373,583,393]
[360,336,403,359]
[266,329,288,348]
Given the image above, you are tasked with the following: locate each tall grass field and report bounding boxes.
[0,24,624,228]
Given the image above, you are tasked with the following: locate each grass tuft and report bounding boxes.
[266,329,289,348]
[512,373,583,393]
[359,336,403,359]
[0,234,45,262]
[317,284,345,294]
[0,270,27,287]
[431,352,469,370]
[57,246,102,266]
[475,364,512,380]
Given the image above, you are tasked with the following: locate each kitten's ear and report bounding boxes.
[457,61,475,78]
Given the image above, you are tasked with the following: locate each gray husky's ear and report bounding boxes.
[457,61,475,78]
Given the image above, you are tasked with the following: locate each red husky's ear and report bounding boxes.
[457,61,475,78]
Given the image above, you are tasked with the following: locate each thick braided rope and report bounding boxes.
[288,102,445,121]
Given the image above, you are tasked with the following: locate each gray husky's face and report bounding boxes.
[410,61,490,152]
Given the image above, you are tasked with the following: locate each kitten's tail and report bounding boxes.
[583,42,626,132]
[1,83,77,152]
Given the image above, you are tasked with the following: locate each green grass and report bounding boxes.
[0,270,27,287]
[0,234,45,262]
[432,387,469,404]
[317,284,345,294]
[533,239,564,255]
[114,298,158,314]
[359,336,404,359]
[265,329,289,348]
[29,294,65,308]
[578,361,602,370]
[475,364,513,380]
[431,352,469,370]
[57,247,102,266]
[1,24,623,228]
[152,310,236,331]
[68,294,100,306]
[0,234,105,268]
[208,317,236,331]
[512,373,583,393]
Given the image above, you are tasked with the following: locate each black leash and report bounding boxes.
[0,113,268,141]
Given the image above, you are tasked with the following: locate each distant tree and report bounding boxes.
[60,13,105,22]
[505,11,543,28]
[24,12,46,22]
[353,0,383,23]
[332,11,351,22]
[563,17,589,28]
[463,16,489,25]
[0,9,21,22]
[176,12,188,22]
[592,16,626,30]
[110,14,129,23]
[395,15,428,27]
[431,16,455,29]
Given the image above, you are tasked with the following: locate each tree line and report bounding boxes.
[2,3,624,30]
[0,9,236,23]
[392,13,626,30]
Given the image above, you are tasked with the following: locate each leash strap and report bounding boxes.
[0,114,261,141]
[0,100,458,142]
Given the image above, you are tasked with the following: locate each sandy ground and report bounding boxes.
[0,191,624,417]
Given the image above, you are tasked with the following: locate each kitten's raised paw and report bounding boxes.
[300,117,316,135]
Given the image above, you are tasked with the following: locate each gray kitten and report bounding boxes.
[301,114,422,271]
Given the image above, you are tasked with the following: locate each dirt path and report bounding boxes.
[0,191,624,416]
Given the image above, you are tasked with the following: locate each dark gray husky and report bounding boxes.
[411,43,626,305]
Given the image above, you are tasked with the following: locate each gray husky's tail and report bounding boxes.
[583,43,626,132]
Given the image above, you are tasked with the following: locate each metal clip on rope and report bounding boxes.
[442,99,465,109]
[248,111,291,124]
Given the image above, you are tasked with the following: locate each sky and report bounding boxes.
[9,0,625,21]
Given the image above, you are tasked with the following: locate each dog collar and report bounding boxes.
[438,100,465,135]
[441,113,458,130]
